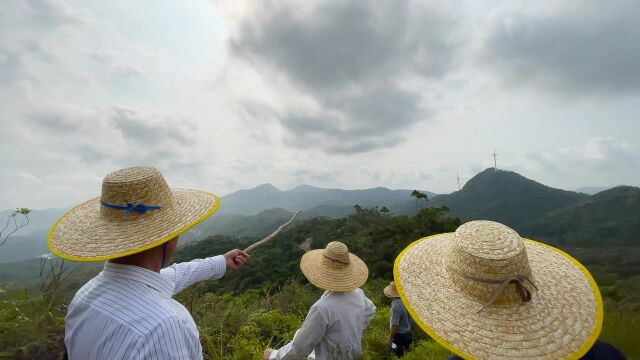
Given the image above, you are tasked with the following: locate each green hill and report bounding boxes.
[427,168,589,229]
[174,206,460,294]
[524,186,640,247]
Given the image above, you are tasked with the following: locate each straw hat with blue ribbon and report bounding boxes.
[48,167,219,261]
[394,220,603,360]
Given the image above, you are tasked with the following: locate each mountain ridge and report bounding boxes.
[3,170,639,262]
[425,168,590,228]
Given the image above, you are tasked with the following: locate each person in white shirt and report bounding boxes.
[263,241,376,360]
[48,167,248,359]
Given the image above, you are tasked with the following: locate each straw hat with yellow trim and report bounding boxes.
[300,241,368,292]
[384,281,400,298]
[48,166,220,261]
[394,220,603,360]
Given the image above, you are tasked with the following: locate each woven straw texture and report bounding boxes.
[300,241,368,292]
[395,221,602,360]
[49,167,219,261]
[384,281,400,298]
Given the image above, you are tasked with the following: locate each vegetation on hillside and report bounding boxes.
[175,206,460,293]
[0,208,31,247]
[525,186,640,247]
[427,169,589,228]
[1,205,639,359]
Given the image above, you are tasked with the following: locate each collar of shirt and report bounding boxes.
[101,262,174,296]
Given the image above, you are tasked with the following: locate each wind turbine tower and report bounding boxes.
[491,150,498,172]
[457,172,462,191]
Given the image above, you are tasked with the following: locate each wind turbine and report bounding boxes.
[491,149,498,172]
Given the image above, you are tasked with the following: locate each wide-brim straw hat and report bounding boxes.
[300,241,368,292]
[394,220,603,360]
[48,167,219,261]
[384,281,400,298]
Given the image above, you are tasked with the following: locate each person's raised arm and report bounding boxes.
[161,249,249,295]
[264,304,328,360]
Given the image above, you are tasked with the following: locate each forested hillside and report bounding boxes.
[524,186,640,247]
[172,207,640,358]
[174,206,460,294]
[2,206,639,359]
[2,169,640,359]
[426,169,589,228]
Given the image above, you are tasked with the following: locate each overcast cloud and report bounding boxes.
[227,0,460,153]
[482,0,640,96]
[1,0,639,209]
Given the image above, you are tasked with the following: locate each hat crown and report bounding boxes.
[322,241,351,267]
[446,221,534,305]
[100,167,174,220]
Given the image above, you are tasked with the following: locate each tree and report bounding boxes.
[411,190,429,215]
[0,207,31,247]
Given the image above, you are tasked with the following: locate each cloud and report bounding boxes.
[89,49,146,80]
[482,0,640,96]
[224,0,459,154]
[528,138,640,171]
[17,0,92,29]
[16,106,200,167]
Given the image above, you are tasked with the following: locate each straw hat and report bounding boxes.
[384,281,400,298]
[394,220,603,360]
[300,241,368,292]
[48,167,219,261]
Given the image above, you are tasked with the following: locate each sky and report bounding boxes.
[1,0,639,209]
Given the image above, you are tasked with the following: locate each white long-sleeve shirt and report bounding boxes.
[64,256,226,359]
[270,288,377,360]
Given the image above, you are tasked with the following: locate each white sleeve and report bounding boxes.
[160,255,226,295]
[362,291,377,330]
[271,304,328,360]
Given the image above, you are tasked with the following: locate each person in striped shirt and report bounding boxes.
[48,167,249,359]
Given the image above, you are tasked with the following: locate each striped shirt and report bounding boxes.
[65,256,226,359]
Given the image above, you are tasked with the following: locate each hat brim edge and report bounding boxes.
[393,233,604,360]
[383,286,399,298]
[300,249,369,292]
[47,191,221,262]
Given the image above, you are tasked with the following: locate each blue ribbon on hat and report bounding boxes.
[100,200,161,219]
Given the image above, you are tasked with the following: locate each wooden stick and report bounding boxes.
[243,211,301,253]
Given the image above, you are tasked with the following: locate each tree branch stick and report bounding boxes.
[243,211,301,253]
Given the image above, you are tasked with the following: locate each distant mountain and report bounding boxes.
[0,232,50,263]
[0,257,102,291]
[0,208,65,263]
[218,184,435,215]
[305,204,357,218]
[576,186,617,195]
[182,205,362,243]
[0,208,65,236]
[525,186,640,247]
[426,169,589,229]
[5,173,639,262]
[180,208,311,243]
